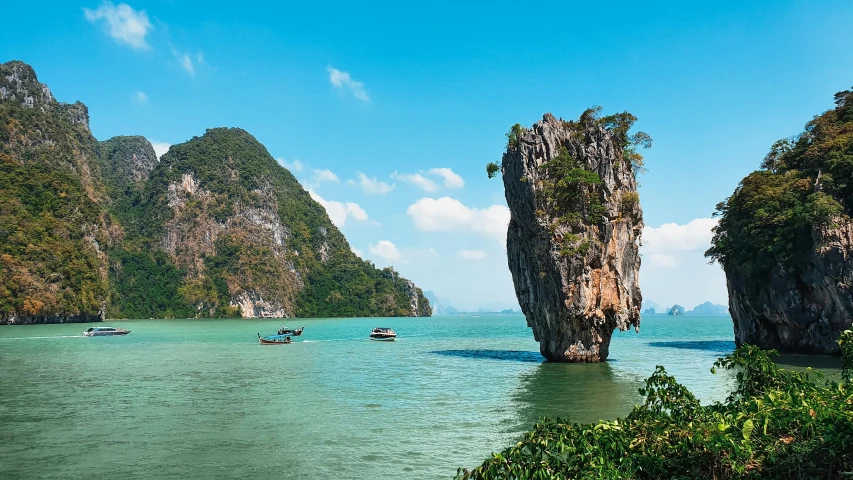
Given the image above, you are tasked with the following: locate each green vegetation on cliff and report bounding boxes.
[458,331,853,479]
[0,60,430,321]
[104,127,428,318]
[0,63,108,320]
[706,88,853,278]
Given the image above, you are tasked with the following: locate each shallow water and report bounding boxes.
[0,315,839,479]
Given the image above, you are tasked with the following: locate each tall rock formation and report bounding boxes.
[0,61,109,324]
[0,60,430,323]
[707,87,853,354]
[499,110,646,362]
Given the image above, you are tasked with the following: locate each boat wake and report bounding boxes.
[1,335,85,340]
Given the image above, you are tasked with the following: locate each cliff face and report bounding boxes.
[0,61,109,325]
[724,220,853,354]
[501,112,644,362]
[707,87,853,354]
[0,60,431,322]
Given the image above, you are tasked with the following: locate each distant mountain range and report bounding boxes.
[423,291,521,315]
[642,300,729,316]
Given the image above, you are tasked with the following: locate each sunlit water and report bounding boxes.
[0,315,840,479]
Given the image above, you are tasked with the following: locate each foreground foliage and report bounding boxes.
[457,331,853,479]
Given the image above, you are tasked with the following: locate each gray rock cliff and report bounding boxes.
[726,220,853,354]
[0,60,89,130]
[501,113,644,362]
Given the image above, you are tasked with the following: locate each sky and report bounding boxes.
[3,1,852,311]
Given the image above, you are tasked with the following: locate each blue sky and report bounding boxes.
[3,1,852,311]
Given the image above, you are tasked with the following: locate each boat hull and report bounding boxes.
[258,333,292,345]
[369,335,396,341]
[82,329,130,336]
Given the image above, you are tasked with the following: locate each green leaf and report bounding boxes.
[742,419,754,441]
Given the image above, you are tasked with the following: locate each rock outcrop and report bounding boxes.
[501,112,644,362]
[724,220,853,354]
[667,305,685,316]
[643,308,656,315]
[707,86,853,355]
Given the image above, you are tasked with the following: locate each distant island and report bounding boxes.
[642,300,729,317]
[422,291,520,315]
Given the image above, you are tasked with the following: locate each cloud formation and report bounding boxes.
[457,250,486,260]
[84,2,152,49]
[642,218,717,253]
[132,90,148,105]
[646,253,678,268]
[639,217,728,308]
[277,158,304,172]
[369,240,402,261]
[428,168,465,189]
[171,48,204,76]
[327,66,369,102]
[312,169,340,184]
[350,172,394,194]
[308,190,369,227]
[149,141,170,159]
[392,167,465,192]
[406,197,510,241]
[391,172,437,192]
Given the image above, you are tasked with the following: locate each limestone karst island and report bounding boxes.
[2,2,852,479]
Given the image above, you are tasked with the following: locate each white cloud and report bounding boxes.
[170,46,205,76]
[646,253,678,268]
[84,2,152,50]
[409,247,439,258]
[369,240,402,261]
[308,190,369,227]
[391,172,437,192]
[327,66,369,102]
[346,203,369,221]
[428,168,465,189]
[406,197,510,241]
[639,218,729,308]
[350,172,395,194]
[457,250,486,260]
[642,218,718,252]
[149,141,170,160]
[277,158,304,172]
[132,91,148,105]
[312,169,340,184]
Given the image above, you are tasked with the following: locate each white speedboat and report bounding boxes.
[82,326,130,336]
[369,327,396,341]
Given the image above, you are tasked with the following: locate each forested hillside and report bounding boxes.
[0,60,430,322]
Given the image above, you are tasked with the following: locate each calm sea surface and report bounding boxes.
[0,315,840,479]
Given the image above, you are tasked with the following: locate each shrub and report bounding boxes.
[457,331,853,479]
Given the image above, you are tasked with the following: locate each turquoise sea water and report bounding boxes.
[0,315,840,479]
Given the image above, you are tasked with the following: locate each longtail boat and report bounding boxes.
[258,333,293,345]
